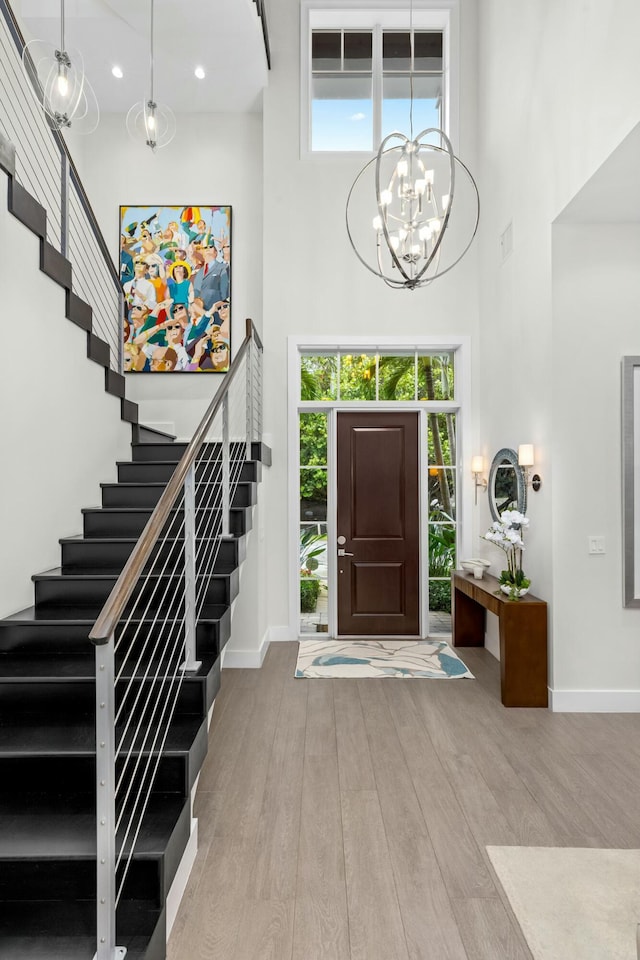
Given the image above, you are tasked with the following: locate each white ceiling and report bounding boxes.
[17,0,269,114]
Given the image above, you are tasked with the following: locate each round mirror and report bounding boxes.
[488,447,527,522]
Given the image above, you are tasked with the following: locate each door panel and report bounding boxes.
[337,412,419,636]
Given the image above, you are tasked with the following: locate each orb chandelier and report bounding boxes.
[345,10,479,290]
[22,0,99,133]
[126,0,176,152]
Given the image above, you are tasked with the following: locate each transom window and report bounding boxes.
[303,5,452,156]
[300,351,455,401]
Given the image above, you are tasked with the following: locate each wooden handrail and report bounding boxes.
[89,320,262,644]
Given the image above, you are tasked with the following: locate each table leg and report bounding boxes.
[453,586,485,647]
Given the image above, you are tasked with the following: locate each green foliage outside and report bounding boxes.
[429,580,452,613]
[300,579,320,612]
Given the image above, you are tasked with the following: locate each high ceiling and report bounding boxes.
[17,0,269,114]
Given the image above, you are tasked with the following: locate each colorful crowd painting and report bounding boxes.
[120,205,231,373]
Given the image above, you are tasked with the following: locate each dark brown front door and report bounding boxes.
[337,412,419,636]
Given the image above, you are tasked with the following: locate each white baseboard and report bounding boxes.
[268,625,296,642]
[549,688,640,712]
[166,817,198,939]
[221,625,295,668]
[221,629,270,668]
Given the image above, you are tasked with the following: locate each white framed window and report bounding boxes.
[300,1,459,158]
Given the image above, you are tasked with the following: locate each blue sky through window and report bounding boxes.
[312,98,440,152]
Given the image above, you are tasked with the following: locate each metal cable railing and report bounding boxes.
[0,0,121,370]
[90,318,263,959]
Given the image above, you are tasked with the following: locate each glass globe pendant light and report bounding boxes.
[126,0,176,152]
[22,0,99,133]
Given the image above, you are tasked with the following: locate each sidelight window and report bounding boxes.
[299,412,329,633]
[427,413,456,633]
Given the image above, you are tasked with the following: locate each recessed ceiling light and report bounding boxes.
[194,66,206,80]
[112,65,124,79]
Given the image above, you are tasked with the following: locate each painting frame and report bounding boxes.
[119,204,232,374]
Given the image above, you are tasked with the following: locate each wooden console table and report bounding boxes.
[452,570,548,707]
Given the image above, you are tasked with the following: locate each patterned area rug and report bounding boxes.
[295,639,473,679]
[487,846,640,960]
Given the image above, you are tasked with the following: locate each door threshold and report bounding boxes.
[333,634,425,641]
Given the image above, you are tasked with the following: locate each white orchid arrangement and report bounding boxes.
[483,509,530,597]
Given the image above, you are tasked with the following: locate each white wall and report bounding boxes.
[551,224,640,700]
[0,173,131,618]
[78,112,264,439]
[476,0,640,706]
[261,0,481,637]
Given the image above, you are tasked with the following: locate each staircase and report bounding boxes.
[0,432,268,959]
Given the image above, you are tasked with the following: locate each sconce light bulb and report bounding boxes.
[518,443,535,467]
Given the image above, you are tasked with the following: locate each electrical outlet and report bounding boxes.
[588,536,605,555]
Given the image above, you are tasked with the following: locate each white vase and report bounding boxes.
[500,583,530,599]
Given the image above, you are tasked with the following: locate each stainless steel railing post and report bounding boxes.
[246,338,254,459]
[222,392,230,537]
[61,150,69,258]
[94,635,126,960]
[182,463,201,672]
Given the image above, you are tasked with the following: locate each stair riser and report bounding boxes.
[0,613,229,656]
[102,482,255,509]
[61,535,245,575]
[34,569,239,609]
[0,678,207,718]
[0,858,159,903]
[83,507,250,539]
[0,758,189,805]
[131,441,245,463]
[117,459,259,484]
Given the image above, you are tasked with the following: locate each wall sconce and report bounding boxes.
[518,444,542,491]
[471,455,487,504]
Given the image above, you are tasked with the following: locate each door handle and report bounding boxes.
[337,548,354,557]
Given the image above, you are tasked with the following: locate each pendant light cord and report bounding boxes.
[150,0,154,101]
[60,0,65,51]
[409,0,414,141]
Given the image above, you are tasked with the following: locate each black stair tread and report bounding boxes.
[81,504,247,512]
[115,458,257,467]
[32,566,234,582]
[0,794,187,860]
[0,899,161,959]
[0,651,217,682]
[59,533,242,544]
[1,603,229,625]
[99,480,243,488]
[0,714,206,758]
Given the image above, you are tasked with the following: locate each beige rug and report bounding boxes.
[487,846,640,960]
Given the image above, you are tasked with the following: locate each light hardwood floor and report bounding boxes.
[167,642,640,960]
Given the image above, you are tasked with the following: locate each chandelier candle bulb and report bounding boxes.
[56,65,68,96]
[372,215,382,231]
